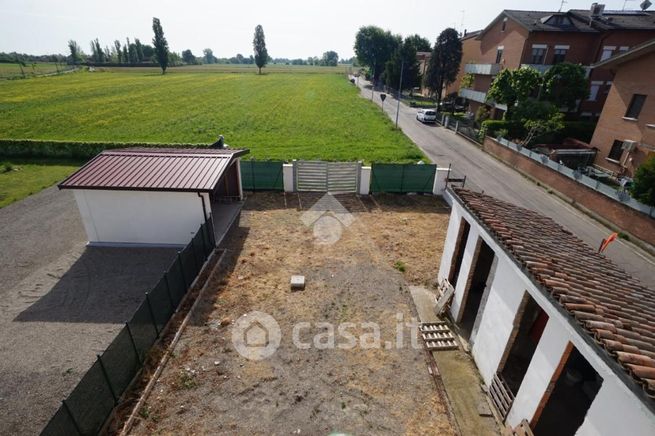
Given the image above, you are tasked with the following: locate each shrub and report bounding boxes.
[0,139,211,160]
[481,120,525,139]
[630,155,655,207]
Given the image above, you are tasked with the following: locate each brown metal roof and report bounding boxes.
[452,188,655,403]
[59,148,249,192]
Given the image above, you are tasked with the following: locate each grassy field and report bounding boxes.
[95,63,351,74]
[0,159,80,207]
[0,62,73,79]
[0,70,423,162]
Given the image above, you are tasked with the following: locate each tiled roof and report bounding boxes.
[59,147,248,192]
[452,188,655,399]
[483,9,655,35]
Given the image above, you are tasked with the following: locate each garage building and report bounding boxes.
[59,147,248,247]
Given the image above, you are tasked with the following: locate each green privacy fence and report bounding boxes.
[41,220,216,436]
[370,163,436,193]
[240,160,284,191]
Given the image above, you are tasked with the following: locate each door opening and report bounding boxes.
[500,293,548,395]
[448,219,470,288]
[533,346,603,436]
[459,238,494,340]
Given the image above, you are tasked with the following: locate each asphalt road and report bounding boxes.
[355,79,655,287]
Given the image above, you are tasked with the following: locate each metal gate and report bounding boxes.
[295,160,360,193]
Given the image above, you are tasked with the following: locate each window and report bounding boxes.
[625,94,646,119]
[600,46,615,61]
[495,48,504,64]
[619,46,629,53]
[588,82,602,101]
[502,17,508,32]
[608,140,623,161]
[552,48,567,64]
[531,47,547,64]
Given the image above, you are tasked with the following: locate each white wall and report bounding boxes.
[359,166,371,195]
[450,224,480,321]
[470,260,526,385]
[283,163,294,192]
[438,191,655,435]
[73,189,209,246]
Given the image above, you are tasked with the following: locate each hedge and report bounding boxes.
[481,120,597,145]
[0,139,213,160]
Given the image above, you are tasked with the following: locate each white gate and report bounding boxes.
[295,160,360,193]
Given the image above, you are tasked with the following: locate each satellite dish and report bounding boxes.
[641,0,652,10]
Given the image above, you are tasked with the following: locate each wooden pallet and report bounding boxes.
[489,372,515,420]
[419,322,458,351]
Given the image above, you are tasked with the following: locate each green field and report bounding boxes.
[95,63,351,74]
[0,159,80,207]
[0,70,423,163]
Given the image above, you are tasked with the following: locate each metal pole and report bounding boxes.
[125,322,143,365]
[62,399,83,436]
[396,61,404,128]
[97,355,118,404]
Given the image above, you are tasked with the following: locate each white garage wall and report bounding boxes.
[471,260,526,385]
[73,189,210,246]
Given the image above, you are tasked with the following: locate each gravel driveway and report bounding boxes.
[0,187,177,435]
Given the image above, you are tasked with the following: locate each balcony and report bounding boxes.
[464,63,501,75]
[459,88,488,104]
[521,64,552,74]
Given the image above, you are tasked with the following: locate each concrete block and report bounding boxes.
[290,275,305,290]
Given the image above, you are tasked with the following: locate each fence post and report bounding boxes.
[145,293,160,337]
[177,252,188,290]
[125,322,143,365]
[62,399,83,436]
[97,354,118,404]
[250,160,256,191]
[199,224,209,257]
[455,121,459,133]
[190,237,201,274]
[163,272,177,311]
[400,164,406,193]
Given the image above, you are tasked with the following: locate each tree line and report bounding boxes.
[354,25,462,106]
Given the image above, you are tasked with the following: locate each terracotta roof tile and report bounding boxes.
[453,188,655,399]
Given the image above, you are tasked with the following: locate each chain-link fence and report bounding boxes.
[41,219,216,436]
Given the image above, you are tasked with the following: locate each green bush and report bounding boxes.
[481,120,525,139]
[630,155,655,207]
[482,120,596,144]
[0,139,212,160]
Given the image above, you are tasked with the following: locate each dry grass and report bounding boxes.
[129,192,452,435]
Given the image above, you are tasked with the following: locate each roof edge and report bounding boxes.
[592,37,655,69]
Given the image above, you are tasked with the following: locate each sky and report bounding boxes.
[0,0,642,59]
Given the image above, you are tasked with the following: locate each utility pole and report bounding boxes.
[395,61,404,128]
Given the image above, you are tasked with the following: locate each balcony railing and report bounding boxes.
[521,64,592,77]
[464,63,501,75]
[459,88,488,103]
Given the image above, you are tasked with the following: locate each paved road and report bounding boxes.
[355,79,655,287]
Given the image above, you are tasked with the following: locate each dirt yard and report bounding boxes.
[130,192,455,435]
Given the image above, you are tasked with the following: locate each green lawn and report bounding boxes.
[0,159,80,208]
[0,70,423,163]
[95,63,351,74]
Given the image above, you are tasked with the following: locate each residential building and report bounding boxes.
[449,5,655,120]
[589,38,655,178]
[438,188,655,435]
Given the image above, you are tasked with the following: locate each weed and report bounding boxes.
[393,261,406,272]
[139,405,150,419]
[178,369,198,389]
[618,232,630,241]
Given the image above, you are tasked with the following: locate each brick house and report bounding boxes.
[439,188,655,435]
[589,38,655,178]
[449,5,655,120]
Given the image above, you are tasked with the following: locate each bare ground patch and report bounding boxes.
[130,192,452,435]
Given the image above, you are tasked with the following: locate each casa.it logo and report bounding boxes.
[300,193,355,245]
[231,311,282,361]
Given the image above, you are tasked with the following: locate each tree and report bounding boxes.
[384,37,420,91]
[513,99,564,144]
[122,46,129,64]
[68,40,81,65]
[425,28,462,106]
[134,38,144,62]
[542,62,588,111]
[89,38,105,63]
[114,40,122,63]
[354,25,400,83]
[203,48,216,64]
[152,17,169,73]
[253,24,268,74]
[487,67,541,119]
[182,49,197,64]
[405,34,432,52]
[126,38,138,64]
[630,155,655,206]
[321,51,339,66]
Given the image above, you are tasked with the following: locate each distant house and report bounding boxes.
[589,38,655,178]
[449,5,655,120]
[59,147,248,246]
[438,188,655,435]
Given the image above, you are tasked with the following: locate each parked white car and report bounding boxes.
[416,109,437,123]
